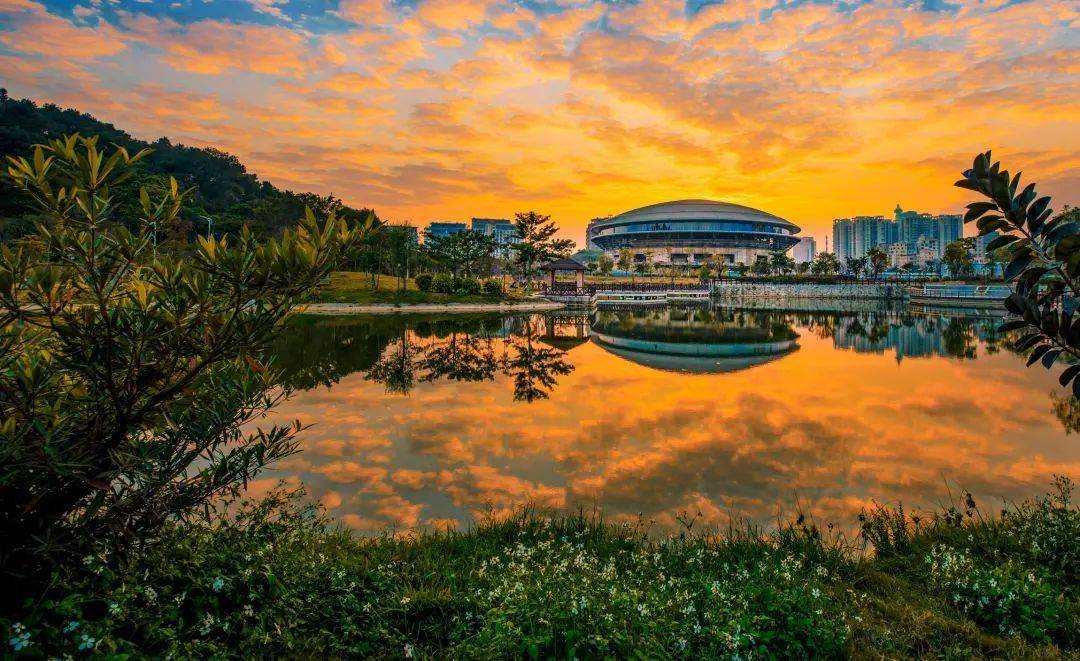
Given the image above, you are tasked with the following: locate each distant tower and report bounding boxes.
[894,203,903,221]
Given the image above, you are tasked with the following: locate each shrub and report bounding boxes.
[483,279,503,296]
[457,277,482,295]
[414,273,433,292]
[430,273,455,293]
[0,135,368,585]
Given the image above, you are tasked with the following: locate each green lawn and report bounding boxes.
[311,271,524,305]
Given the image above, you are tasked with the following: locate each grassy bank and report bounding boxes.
[5,479,1076,658]
[313,272,523,305]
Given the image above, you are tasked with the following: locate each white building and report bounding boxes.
[793,237,817,264]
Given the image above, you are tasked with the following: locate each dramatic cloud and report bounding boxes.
[1,0,1077,242]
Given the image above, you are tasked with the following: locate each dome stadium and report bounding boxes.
[586,200,801,267]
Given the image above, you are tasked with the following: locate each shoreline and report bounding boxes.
[297,300,566,315]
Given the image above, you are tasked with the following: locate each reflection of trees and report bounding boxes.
[502,319,573,402]
[941,318,977,359]
[1051,390,1080,434]
[271,314,575,401]
[365,328,422,394]
[269,316,398,390]
[417,331,499,383]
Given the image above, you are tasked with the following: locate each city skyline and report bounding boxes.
[2,0,1075,246]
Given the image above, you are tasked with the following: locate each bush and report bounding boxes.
[457,277,482,295]
[430,273,455,293]
[0,135,367,585]
[415,273,433,292]
[483,279,503,296]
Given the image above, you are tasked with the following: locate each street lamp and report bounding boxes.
[198,215,214,240]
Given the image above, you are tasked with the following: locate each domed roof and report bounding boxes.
[605,199,798,232]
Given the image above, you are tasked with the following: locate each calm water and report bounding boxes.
[257,302,1079,533]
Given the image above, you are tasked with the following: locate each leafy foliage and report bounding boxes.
[956,152,1080,394]
[510,211,574,288]
[4,480,1076,657]
[0,135,369,584]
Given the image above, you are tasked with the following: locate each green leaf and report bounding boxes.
[1004,253,1032,281]
[1058,364,1080,386]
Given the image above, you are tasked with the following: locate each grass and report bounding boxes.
[311,271,525,306]
[4,478,1076,658]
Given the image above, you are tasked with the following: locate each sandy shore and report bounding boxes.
[297,300,565,315]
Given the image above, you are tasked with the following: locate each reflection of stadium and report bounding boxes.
[589,306,799,373]
[587,199,801,266]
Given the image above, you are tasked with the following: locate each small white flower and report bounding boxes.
[404,643,415,658]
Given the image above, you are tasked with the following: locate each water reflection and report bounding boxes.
[273,315,575,401]
[262,303,1079,534]
[590,305,799,373]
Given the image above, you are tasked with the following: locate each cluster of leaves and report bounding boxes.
[957,151,1080,394]
[0,135,369,585]
[6,479,1077,658]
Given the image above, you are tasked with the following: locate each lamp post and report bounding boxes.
[198,215,214,240]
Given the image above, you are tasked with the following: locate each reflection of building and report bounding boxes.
[589,306,799,373]
[831,311,1000,362]
[426,222,467,239]
[585,200,801,267]
[793,237,817,264]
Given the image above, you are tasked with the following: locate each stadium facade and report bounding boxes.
[586,200,801,266]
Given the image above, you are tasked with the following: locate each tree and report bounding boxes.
[866,248,888,279]
[0,135,369,581]
[957,152,1080,395]
[845,256,867,277]
[796,261,811,275]
[735,261,750,277]
[616,248,633,274]
[510,211,574,290]
[424,229,494,278]
[598,253,614,275]
[943,239,973,278]
[697,264,711,281]
[752,254,771,275]
[810,252,840,275]
[770,250,795,275]
[633,252,653,277]
[384,225,419,290]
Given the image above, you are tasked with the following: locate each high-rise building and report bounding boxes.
[832,219,854,263]
[793,236,817,264]
[471,218,519,257]
[425,222,467,240]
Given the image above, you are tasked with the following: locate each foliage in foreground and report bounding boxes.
[956,152,1080,393]
[0,135,369,584]
[4,479,1076,658]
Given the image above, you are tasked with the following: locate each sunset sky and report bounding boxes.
[1,0,1077,245]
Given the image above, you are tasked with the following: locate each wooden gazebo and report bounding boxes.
[540,257,587,289]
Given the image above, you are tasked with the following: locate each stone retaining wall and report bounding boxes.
[710,281,907,300]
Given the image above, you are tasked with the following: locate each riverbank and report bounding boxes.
[712,281,908,300]
[298,300,564,314]
[6,479,1075,657]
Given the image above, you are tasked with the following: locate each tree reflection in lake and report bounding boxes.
[273,314,575,401]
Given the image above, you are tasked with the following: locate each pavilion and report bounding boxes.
[540,257,587,289]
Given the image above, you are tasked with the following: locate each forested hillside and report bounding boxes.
[0,94,377,240]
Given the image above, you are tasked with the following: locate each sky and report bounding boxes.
[1,0,1077,245]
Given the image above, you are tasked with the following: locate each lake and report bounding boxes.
[258,301,1079,534]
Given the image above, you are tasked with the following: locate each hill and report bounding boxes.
[0,94,376,240]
